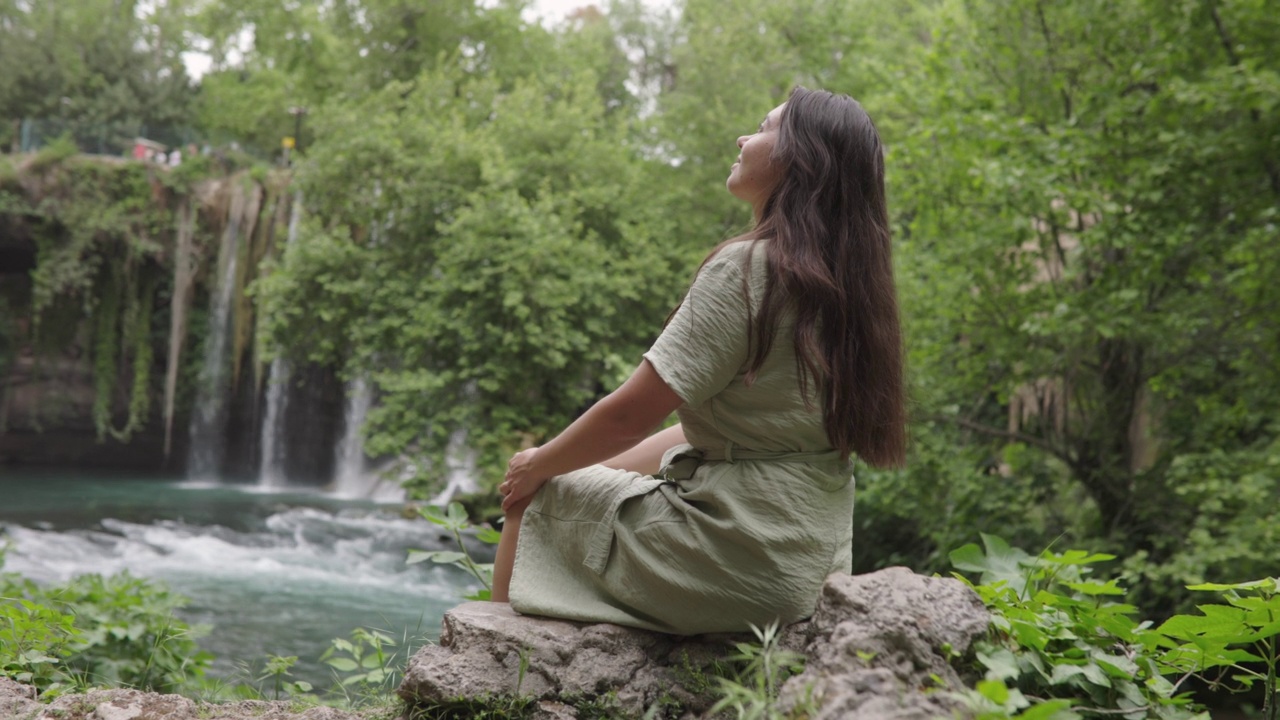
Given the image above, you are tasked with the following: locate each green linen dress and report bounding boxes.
[508,239,855,635]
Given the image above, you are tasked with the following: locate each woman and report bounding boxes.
[491,87,906,635]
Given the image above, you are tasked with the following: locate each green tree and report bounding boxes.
[256,47,686,495]
[0,0,196,151]
[868,0,1279,607]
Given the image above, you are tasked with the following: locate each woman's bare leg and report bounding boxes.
[491,495,532,603]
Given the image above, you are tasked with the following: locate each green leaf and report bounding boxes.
[978,648,1021,681]
[475,527,503,544]
[950,535,1034,592]
[1091,650,1139,678]
[426,551,467,565]
[1013,699,1079,720]
[977,678,1010,705]
[1078,662,1111,688]
[1062,580,1126,596]
[325,658,359,672]
[405,550,435,565]
[1050,664,1086,685]
[1186,579,1274,593]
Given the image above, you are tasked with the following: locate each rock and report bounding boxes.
[397,567,990,718]
[0,682,372,720]
[1,677,39,719]
[396,601,743,717]
[777,567,991,719]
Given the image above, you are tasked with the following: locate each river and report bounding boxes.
[0,470,481,690]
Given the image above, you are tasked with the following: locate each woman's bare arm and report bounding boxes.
[500,359,683,509]
[600,423,686,475]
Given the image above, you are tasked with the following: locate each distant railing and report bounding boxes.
[8,119,273,162]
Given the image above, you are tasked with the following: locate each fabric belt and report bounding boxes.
[582,442,847,575]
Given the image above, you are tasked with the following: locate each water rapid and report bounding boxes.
[0,472,478,688]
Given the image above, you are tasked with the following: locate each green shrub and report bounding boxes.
[952,535,1280,720]
[47,572,212,692]
[0,548,211,695]
[0,574,82,696]
[28,134,80,172]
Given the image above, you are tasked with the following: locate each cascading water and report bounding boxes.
[187,187,247,481]
[257,192,303,487]
[257,357,290,486]
[429,428,481,506]
[332,376,376,498]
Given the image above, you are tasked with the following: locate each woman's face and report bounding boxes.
[727,103,786,213]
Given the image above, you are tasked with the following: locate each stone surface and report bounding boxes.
[777,567,991,719]
[396,600,748,717]
[0,681,372,720]
[397,567,990,718]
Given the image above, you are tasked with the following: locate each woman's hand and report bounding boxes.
[500,447,546,511]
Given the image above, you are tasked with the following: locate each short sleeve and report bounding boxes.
[643,248,752,408]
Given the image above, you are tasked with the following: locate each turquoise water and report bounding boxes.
[0,470,480,688]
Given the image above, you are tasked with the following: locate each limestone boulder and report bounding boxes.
[397,567,990,718]
[396,601,748,717]
[0,680,370,720]
[777,567,991,719]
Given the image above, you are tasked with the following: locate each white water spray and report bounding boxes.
[258,357,290,486]
[333,376,376,498]
[428,429,480,506]
[187,189,247,480]
[258,192,302,487]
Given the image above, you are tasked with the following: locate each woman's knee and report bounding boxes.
[504,495,534,523]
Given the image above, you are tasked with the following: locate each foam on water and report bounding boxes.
[0,486,479,686]
[3,508,462,595]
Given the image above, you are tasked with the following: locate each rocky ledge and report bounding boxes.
[397,566,990,719]
[0,567,990,720]
[0,678,369,720]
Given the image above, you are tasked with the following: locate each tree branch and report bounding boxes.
[928,413,1076,467]
[1205,0,1280,198]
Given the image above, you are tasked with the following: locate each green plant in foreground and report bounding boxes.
[1157,578,1280,720]
[257,654,313,700]
[321,627,402,703]
[52,572,212,692]
[0,582,82,696]
[408,503,502,601]
[708,622,806,720]
[952,534,1280,720]
[953,535,1204,719]
[2,559,210,696]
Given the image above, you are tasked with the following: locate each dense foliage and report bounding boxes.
[0,551,211,696]
[953,536,1280,720]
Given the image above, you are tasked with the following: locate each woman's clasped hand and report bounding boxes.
[500,447,543,511]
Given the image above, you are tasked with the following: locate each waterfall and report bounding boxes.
[332,377,382,498]
[428,429,480,506]
[187,187,247,481]
[257,358,290,486]
[257,192,302,488]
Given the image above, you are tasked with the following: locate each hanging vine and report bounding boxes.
[4,150,280,455]
[91,259,122,440]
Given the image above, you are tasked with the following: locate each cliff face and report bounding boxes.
[0,154,341,479]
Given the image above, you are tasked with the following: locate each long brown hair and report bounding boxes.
[697,87,907,468]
